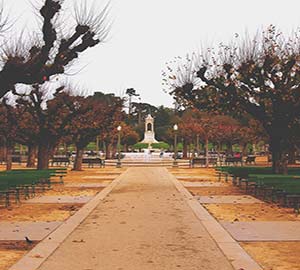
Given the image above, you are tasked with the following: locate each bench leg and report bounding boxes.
[5,192,10,208]
[31,185,36,197]
[294,200,300,215]
[25,186,30,200]
[16,189,20,204]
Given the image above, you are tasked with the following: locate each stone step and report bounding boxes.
[104,160,190,167]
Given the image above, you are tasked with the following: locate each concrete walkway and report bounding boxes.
[37,168,234,270]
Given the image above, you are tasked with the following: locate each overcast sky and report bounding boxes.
[4,0,300,107]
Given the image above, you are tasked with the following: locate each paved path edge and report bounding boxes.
[8,170,127,270]
[166,169,263,270]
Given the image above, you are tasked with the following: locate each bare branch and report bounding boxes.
[0,1,12,33]
[74,1,111,42]
[0,0,111,98]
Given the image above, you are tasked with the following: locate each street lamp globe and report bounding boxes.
[173,124,178,131]
[116,125,122,168]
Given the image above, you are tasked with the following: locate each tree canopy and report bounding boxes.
[163,26,300,173]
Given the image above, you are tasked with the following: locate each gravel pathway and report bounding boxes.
[38,167,233,270]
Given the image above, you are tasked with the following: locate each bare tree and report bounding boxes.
[164,26,300,173]
[0,0,110,98]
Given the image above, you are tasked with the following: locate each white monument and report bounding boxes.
[141,114,158,144]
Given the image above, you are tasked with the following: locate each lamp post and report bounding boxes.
[173,124,178,167]
[116,125,122,168]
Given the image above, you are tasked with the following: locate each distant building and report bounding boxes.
[141,114,158,144]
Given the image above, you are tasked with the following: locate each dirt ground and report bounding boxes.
[203,203,300,221]
[0,250,27,270]
[241,242,300,270]
[0,241,37,270]
[188,186,244,196]
[171,169,217,176]
[0,204,82,222]
[63,170,118,184]
[44,186,103,197]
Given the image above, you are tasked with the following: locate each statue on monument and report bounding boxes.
[140,114,158,144]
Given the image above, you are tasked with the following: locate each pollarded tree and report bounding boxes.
[0,0,110,98]
[69,96,124,171]
[0,101,18,170]
[178,109,220,162]
[120,125,140,151]
[105,123,140,156]
[15,110,39,168]
[164,26,300,173]
[236,118,267,155]
[178,110,203,158]
[0,98,41,169]
[212,115,241,154]
[16,84,84,170]
[92,92,124,158]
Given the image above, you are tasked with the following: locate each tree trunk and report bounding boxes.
[226,142,233,155]
[73,147,84,171]
[183,141,188,159]
[27,145,37,168]
[124,144,128,152]
[64,143,68,156]
[37,142,51,170]
[205,137,209,168]
[240,143,248,157]
[6,144,12,171]
[112,144,117,159]
[0,143,6,163]
[270,137,288,174]
[105,142,111,159]
[288,144,296,165]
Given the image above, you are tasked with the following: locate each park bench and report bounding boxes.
[190,158,206,167]
[48,168,68,184]
[216,167,232,182]
[285,194,300,214]
[208,157,218,166]
[11,155,29,164]
[245,156,256,165]
[82,158,105,168]
[0,168,68,208]
[243,174,300,211]
[51,156,70,167]
[224,156,243,166]
[0,190,10,208]
[217,173,300,213]
[190,157,218,168]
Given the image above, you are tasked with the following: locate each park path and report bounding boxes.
[38,167,233,270]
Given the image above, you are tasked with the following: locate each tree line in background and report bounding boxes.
[124,101,267,158]
[163,26,300,174]
[0,87,123,171]
[0,83,268,171]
